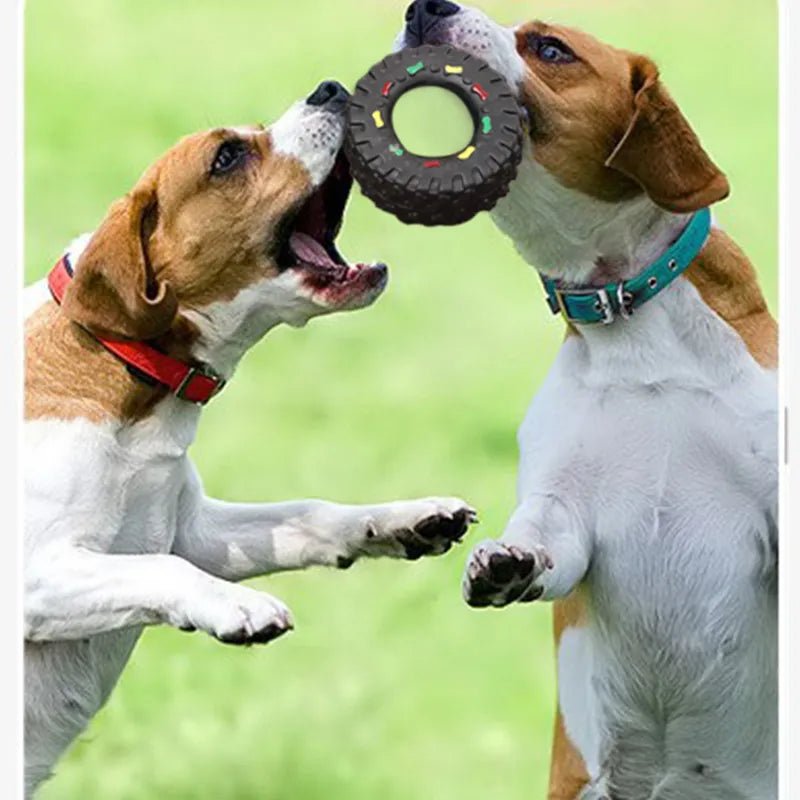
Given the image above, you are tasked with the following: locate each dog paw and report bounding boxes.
[363,498,478,561]
[181,584,294,646]
[394,498,478,560]
[462,540,551,607]
[397,500,478,560]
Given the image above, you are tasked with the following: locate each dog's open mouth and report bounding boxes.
[277,151,387,300]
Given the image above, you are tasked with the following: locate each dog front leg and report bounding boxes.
[462,494,592,607]
[25,548,292,645]
[172,495,478,582]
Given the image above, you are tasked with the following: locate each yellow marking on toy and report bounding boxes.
[457,146,476,160]
[445,65,464,74]
[372,110,385,128]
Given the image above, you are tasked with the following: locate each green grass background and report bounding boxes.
[25,1,776,797]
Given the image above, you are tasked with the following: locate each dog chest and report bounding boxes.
[25,416,191,556]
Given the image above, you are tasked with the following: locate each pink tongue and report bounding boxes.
[290,232,336,268]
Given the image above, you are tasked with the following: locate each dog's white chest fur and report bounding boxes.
[518,280,777,798]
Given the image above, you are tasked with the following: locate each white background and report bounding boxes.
[2,0,23,797]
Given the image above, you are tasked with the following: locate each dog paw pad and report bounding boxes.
[463,541,549,608]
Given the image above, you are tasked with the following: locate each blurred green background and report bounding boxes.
[25,1,776,798]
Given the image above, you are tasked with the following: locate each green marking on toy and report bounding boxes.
[406,61,425,75]
[389,144,404,156]
[481,115,492,134]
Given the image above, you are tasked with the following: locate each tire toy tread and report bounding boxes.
[345,45,524,226]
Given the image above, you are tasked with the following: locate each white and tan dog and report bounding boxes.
[24,81,477,796]
[399,4,777,799]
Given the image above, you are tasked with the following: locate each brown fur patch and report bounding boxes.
[60,185,178,341]
[604,57,729,212]
[685,228,777,368]
[548,590,591,800]
[549,711,591,800]
[26,301,165,423]
[24,301,205,423]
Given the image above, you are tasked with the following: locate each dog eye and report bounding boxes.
[529,35,577,64]
[211,139,249,176]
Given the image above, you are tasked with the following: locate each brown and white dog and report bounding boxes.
[24,81,477,796]
[398,4,777,799]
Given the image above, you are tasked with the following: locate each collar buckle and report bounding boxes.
[615,282,634,320]
[593,287,615,325]
[174,365,227,405]
[555,286,616,325]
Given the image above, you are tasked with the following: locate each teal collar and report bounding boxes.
[541,207,711,325]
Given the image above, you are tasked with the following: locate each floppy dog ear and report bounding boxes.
[605,55,730,213]
[62,179,177,340]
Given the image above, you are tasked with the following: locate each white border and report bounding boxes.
[779,0,798,796]
[2,1,23,798]
[6,1,796,798]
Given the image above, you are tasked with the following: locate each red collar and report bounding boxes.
[48,256,225,405]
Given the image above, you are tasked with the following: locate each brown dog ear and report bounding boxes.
[61,182,177,340]
[605,55,730,213]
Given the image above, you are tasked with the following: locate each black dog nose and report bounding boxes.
[405,0,460,21]
[306,80,350,109]
[405,0,460,45]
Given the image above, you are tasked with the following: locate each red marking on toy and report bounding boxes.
[423,160,441,168]
[381,81,393,97]
[472,84,488,101]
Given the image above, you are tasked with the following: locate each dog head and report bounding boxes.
[396,2,729,280]
[62,81,388,373]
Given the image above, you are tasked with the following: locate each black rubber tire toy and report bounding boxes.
[345,45,524,226]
